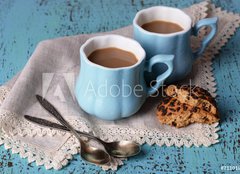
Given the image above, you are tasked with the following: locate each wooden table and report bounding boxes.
[0,0,239,173]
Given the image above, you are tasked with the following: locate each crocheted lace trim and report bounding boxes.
[0,84,219,170]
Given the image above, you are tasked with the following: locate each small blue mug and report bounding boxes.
[133,6,218,83]
[75,35,174,120]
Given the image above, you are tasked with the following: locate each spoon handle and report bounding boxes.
[36,95,82,141]
[24,114,103,143]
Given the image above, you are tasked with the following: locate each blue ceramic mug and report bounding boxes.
[75,35,174,120]
[133,6,218,83]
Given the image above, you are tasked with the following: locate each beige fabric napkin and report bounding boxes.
[0,1,240,170]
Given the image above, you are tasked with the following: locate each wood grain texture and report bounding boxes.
[0,0,240,173]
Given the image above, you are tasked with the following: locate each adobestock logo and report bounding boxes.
[42,73,76,102]
[41,73,197,101]
[84,80,144,98]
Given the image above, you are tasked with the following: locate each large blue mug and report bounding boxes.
[75,35,174,120]
[133,6,218,83]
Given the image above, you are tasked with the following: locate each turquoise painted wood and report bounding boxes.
[0,0,239,173]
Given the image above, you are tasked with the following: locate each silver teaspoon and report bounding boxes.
[24,115,141,158]
[35,95,110,165]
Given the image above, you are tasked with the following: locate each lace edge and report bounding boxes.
[0,86,10,105]
[200,4,240,98]
[92,123,220,148]
[0,110,220,171]
[0,119,124,171]
[0,130,80,170]
[207,3,240,56]
[0,86,80,170]
[183,1,209,25]
[0,120,220,171]
[0,106,220,148]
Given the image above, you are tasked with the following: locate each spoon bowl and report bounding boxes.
[81,144,110,165]
[104,141,141,158]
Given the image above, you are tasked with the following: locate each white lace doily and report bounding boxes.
[0,1,240,171]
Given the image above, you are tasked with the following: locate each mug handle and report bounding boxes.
[146,54,174,96]
[192,17,218,59]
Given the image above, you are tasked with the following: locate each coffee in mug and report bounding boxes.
[76,35,174,120]
[133,6,218,83]
[88,47,138,68]
[141,20,184,34]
